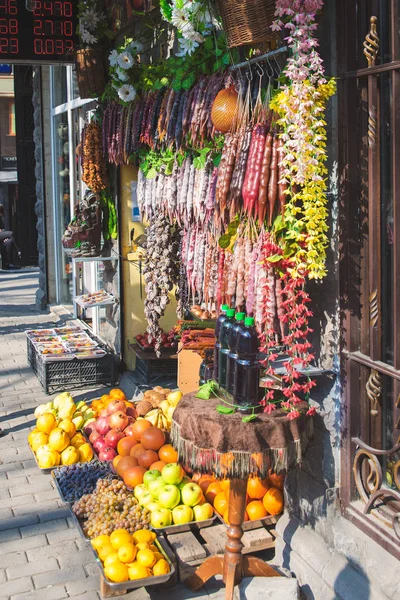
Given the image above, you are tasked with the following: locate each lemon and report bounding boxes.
[104,561,129,583]
[136,548,156,568]
[48,428,70,453]
[58,419,76,438]
[91,535,110,550]
[98,543,115,562]
[128,563,151,580]
[135,542,150,551]
[29,431,48,452]
[103,553,121,569]
[118,543,137,564]
[110,529,132,550]
[132,530,156,545]
[153,559,170,576]
[78,442,93,463]
[36,413,57,434]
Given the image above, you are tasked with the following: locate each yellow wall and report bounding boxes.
[120,165,178,370]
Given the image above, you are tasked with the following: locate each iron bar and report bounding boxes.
[344,350,400,381]
[229,46,288,71]
[343,59,400,78]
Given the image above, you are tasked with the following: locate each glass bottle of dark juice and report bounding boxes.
[218,308,235,388]
[233,316,260,409]
[226,312,245,395]
[213,304,229,381]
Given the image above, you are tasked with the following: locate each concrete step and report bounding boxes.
[235,576,300,600]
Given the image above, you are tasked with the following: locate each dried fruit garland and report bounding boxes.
[81,122,109,193]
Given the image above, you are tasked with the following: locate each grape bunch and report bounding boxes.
[54,462,114,503]
[72,478,150,538]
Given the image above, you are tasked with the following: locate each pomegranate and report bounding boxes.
[99,446,117,461]
[107,400,126,415]
[105,430,125,449]
[126,416,135,426]
[99,408,109,418]
[93,437,106,453]
[109,411,129,431]
[84,423,95,436]
[89,430,100,444]
[124,424,136,437]
[126,406,137,418]
[96,417,111,436]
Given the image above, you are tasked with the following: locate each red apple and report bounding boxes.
[99,446,117,461]
[107,400,126,415]
[105,429,125,449]
[109,411,129,431]
[89,430,100,444]
[96,416,111,436]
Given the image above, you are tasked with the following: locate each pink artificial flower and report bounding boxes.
[287,410,301,420]
[264,403,277,415]
[306,406,317,416]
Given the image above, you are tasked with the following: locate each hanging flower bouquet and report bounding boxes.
[77,0,109,47]
[108,39,144,103]
[159,0,217,56]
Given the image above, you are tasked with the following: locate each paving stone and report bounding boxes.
[39,508,71,523]
[83,562,99,577]
[0,528,22,543]
[0,514,39,531]
[20,518,69,538]
[34,489,60,502]
[7,557,59,580]
[13,501,64,519]
[10,585,68,600]
[0,569,6,583]
[0,534,47,555]
[26,540,77,563]
[70,592,100,600]
[64,575,100,596]
[33,565,87,589]
[0,550,27,568]
[10,480,54,497]
[46,527,79,544]
[1,494,37,509]
[0,508,13,520]
[0,576,33,597]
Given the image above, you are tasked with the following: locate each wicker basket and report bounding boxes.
[216,0,276,47]
[75,47,106,99]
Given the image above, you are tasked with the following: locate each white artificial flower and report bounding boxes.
[183,28,204,43]
[109,49,119,66]
[80,9,99,30]
[79,25,97,45]
[127,40,144,53]
[176,37,199,56]
[116,67,128,81]
[118,51,134,70]
[184,0,201,14]
[171,8,194,35]
[118,84,136,102]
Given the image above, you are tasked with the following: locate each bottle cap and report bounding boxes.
[245,316,255,326]
[226,309,235,317]
[221,304,229,312]
[235,312,245,321]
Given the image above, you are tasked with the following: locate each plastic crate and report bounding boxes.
[28,338,116,394]
[135,354,177,385]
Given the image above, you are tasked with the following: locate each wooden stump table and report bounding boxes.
[171,392,314,600]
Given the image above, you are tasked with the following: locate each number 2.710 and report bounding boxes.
[33,19,73,36]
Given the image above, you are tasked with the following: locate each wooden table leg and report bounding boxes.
[187,477,280,598]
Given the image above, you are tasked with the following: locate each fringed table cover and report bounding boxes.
[171,392,313,478]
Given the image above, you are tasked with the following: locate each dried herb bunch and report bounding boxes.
[81,122,109,192]
[143,214,180,355]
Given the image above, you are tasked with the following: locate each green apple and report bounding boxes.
[139,491,153,507]
[151,508,172,529]
[178,476,192,491]
[181,482,203,507]
[158,484,181,509]
[143,469,162,488]
[172,505,193,525]
[193,503,214,521]
[134,483,147,501]
[147,501,161,513]
[162,463,184,485]
[148,476,167,499]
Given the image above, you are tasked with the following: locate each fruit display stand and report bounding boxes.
[129,344,178,385]
[170,392,314,600]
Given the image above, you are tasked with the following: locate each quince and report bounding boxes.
[48,428,70,452]
[72,415,84,430]
[58,399,76,420]
[37,445,60,468]
[53,392,74,410]
[61,445,80,465]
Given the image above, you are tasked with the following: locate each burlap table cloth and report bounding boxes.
[171,392,313,478]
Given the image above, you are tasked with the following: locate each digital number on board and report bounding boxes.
[0,0,78,62]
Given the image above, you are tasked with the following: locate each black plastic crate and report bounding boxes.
[28,338,116,394]
[135,354,177,385]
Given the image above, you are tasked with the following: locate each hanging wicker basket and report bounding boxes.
[75,47,106,99]
[216,0,276,48]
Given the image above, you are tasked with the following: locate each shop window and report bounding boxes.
[8,101,15,136]
[338,0,400,559]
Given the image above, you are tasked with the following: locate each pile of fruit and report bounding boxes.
[28,410,93,469]
[34,392,95,431]
[88,388,135,418]
[54,462,114,502]
[135,328,176,351]
[91,528,171,583]
[72,478,150,537]
[135,388,182,430]
[195,472,284,524]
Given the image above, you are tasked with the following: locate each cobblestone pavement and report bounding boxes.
[0,270,227,600]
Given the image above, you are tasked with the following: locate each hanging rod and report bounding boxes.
[229,46,288,71]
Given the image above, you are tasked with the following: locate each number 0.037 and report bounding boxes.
[34,38,73,55]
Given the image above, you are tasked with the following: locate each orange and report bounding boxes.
[101,394,111,404]
[110,388,127,401]
[213,492,228,515]
[247,476,269,500]
[128,563,150,580]
[158,444,178,464]
[199,475,216,494]
[219,479,230,491]
[98,543,115,561]
[117,436,137,457]
[118,543,137,564]
[110,529,132,550]
[130,443,145,459]
[268,471,284,491]
[150,460,166,472]
[104,561,129,583]
[246,500,268,521]
[153,559,170,576]
[205,482,222,504]
[131,420,152,441]
[136,548,156,568]
[262,487,284,515]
